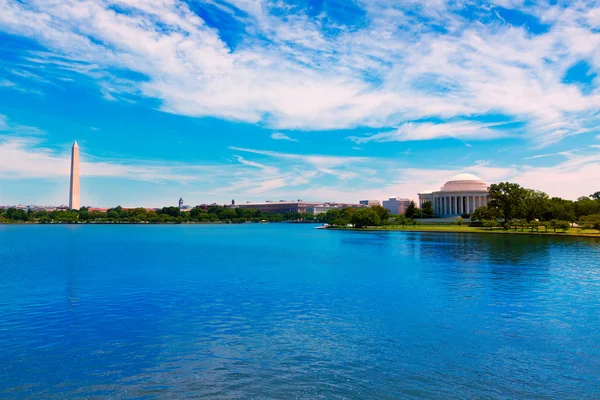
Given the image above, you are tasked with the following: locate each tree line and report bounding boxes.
[3,184,599,231]
[0,205,323,224]
[470,183,600,230]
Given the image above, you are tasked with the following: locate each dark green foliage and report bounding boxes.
[488,182,526,223]
[542,198,576,222]
[421,201,434,218]
[1,205,315,224]
[404,201,417,219]
[4,208,30,221]
[470,205,501,222]
[580,214,600,230]
[519,189,549,222]
[350,208,380,228]
[371,205,390,222]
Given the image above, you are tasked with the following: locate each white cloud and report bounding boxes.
[0,135,229,183]
[229,146,367,170]
[2,1,600,143]
[0,114,45,135]
[271,132,297,142]
[349,121,508,143]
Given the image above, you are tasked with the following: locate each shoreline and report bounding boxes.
[3,222,599,239]
[0,221,318,225]
[325,225,600,239]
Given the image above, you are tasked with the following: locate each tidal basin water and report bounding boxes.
[1,225,599,399]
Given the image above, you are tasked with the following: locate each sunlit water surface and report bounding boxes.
[1,224,599,399]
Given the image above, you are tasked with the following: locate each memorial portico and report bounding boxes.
[418,174,490,217]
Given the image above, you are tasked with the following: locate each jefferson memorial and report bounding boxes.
[418,174,490,217]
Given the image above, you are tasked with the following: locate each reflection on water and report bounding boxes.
[0,225,599,399]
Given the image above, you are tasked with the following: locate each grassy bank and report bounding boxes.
[328,224,600,238]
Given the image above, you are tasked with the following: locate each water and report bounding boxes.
[1,224,599,399]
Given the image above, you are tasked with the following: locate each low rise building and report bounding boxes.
[359,200,381,207]
[382,197,412,215]
[238,200,323,214]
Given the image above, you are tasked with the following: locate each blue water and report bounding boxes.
[1,224,599,399]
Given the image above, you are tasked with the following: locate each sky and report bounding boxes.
[1,0,600,207]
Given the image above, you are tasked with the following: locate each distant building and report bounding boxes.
[305,203,362,215]
[382,197,412,215]
[238,200,323,214]
[418,173,490,217]
[237,201,363,215]
[88,207,109,213]
[360,200,381,207]
[179,197,184,209]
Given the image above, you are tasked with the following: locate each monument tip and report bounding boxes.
[73,140,79,148]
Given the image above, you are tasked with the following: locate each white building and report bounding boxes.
[418,173,490,217]
[359,200,381,207]
[382,197,412,215]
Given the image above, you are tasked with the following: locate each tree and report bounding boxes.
[580,214,600,230]
[350,208,381,228]
[543,198,576,222]
[549,220,570,233]
[470,205,500,221]
[519,189,549,222]
[158,206,181,218]
[421,200,434,218]
[371,205,390,222]
[394,214,409,226]
[107,210,119,220]
[189,207,207,220]
[590,191,600,200]
[575,197,600,218]
[219,209,238,221]
[404,201,417,219]
[4,208,29,221]
[488,182,526,223]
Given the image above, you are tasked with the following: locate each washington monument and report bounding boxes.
[69,141,80,210]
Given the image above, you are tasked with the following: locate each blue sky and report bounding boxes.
[1,0,600,207]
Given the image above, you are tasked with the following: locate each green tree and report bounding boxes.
[543,198,576,222]
[519,189,549,222]
[580,214,600,230]
[371,205,390,223]
[220,208,238,221]
[421,200,434,218]
[404,201,417,219]
[158,206,181,218]
[350,208,381,228]
[470,205,500,221]
[590,191,600,200]
[488,182,526,223]
[394,214,409,226]
[5,208,29,221]
[189,207,207,220]
[575,197,600,218]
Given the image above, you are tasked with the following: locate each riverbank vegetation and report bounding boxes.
[3,184,600,236]
[0,205,321,224]
[319,184,600,237]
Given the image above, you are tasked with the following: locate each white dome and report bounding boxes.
[441,173,488,192]
[449,173,482,181]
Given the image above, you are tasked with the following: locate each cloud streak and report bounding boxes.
[271,132,298,142]
[349,121,509,144]
[2,1,600,143]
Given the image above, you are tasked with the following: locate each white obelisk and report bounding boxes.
[69,141,80,210]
